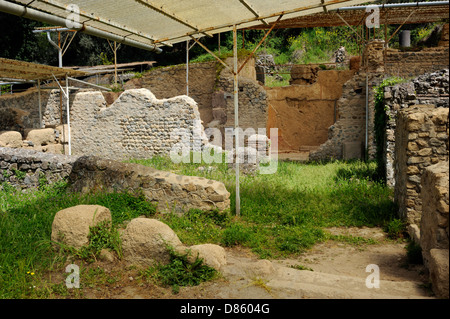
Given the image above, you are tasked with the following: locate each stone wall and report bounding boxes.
[0,146,78,190]
[70,88,207,160]
[383,69,449,186]
[420,161,449,299]
[310,72,382,160]
[267,68,356,152]
[394,106,449,234]
[385,46,449,79]
[68,156,230,214]
[124,62,217,124]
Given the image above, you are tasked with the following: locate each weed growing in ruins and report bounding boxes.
[141,246,218,294]
[373,76,407,182]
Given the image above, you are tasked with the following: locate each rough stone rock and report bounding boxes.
[51,205,112,249]
[289,65,319,85]
[26,128,55,146]
[428,249,449,299]
[69,155,230,214]
[121,218,183,266]
[0,131,22,148]
[187,244,227,271]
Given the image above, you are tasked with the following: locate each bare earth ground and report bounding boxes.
[55,226,433,300]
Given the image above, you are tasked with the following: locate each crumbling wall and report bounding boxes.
[420,161,449,299]
[394,106,449,235]
[124,62,217,124]
[383,69,449,186]
[68,156,230,214]
[0,146,78,190]
[309,37,449,162]
[386,46,449,78]
[309,72,382,160]
[267,69,355,152]
[70,88,207,160]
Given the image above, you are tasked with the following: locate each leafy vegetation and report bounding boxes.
[373,76,408,182]
[140,246,218,294]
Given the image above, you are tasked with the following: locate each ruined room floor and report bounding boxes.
[71,227,433,300]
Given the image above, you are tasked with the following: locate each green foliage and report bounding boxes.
[72,221,122,262]
[142,246,218,294]
[383,218,407,239]
[373,76,407,182]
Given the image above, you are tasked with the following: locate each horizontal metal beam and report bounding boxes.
[239,0,268,26]
[335,0,449,11]
[0,0,163,53]
[134,0,213,38]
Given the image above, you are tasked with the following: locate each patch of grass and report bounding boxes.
[383,218,407,240]
[289,264,314,271]
[141,246,218,294]
[0,183,157,298]
[69,221,122,263]
[133,157,397,258]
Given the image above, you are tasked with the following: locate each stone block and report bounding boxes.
[0,131,22,148]
[428,249,449,299]
[26,128,55,146]
[51,205,112,249]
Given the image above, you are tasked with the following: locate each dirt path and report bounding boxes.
[81,227,433,300]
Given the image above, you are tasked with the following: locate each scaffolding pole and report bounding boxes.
[233,25,240,217]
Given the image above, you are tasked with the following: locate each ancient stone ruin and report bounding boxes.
[51,205,227,271]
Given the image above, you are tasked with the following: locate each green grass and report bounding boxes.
[1,157,398,298]
[129,157,397,259]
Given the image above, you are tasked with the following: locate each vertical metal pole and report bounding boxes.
[186,40,189,96]
[58,32,62,68]
[233,25,240,217]
[66,75,71,156]
[114,41,118,85]
[218,33,221,55]
[38,79,42,128]
[365,74,369,161]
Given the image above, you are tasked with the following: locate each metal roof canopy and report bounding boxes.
[0,57,88,82]
[1,0,375,50]
[245,1,450,29]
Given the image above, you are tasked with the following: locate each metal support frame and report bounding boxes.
[0,0,162,52]
[188,14,283,216]
[239,0,268,26]
[107,40,122,84]
[51,73,71,156]
[135,0,213,38]
[233,25,240,217]
[186,40,197,96]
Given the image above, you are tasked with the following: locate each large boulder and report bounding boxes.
[26,128,55,146]
[0,131,22,148]
[51,205,112,249]
[121,218,183,266]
